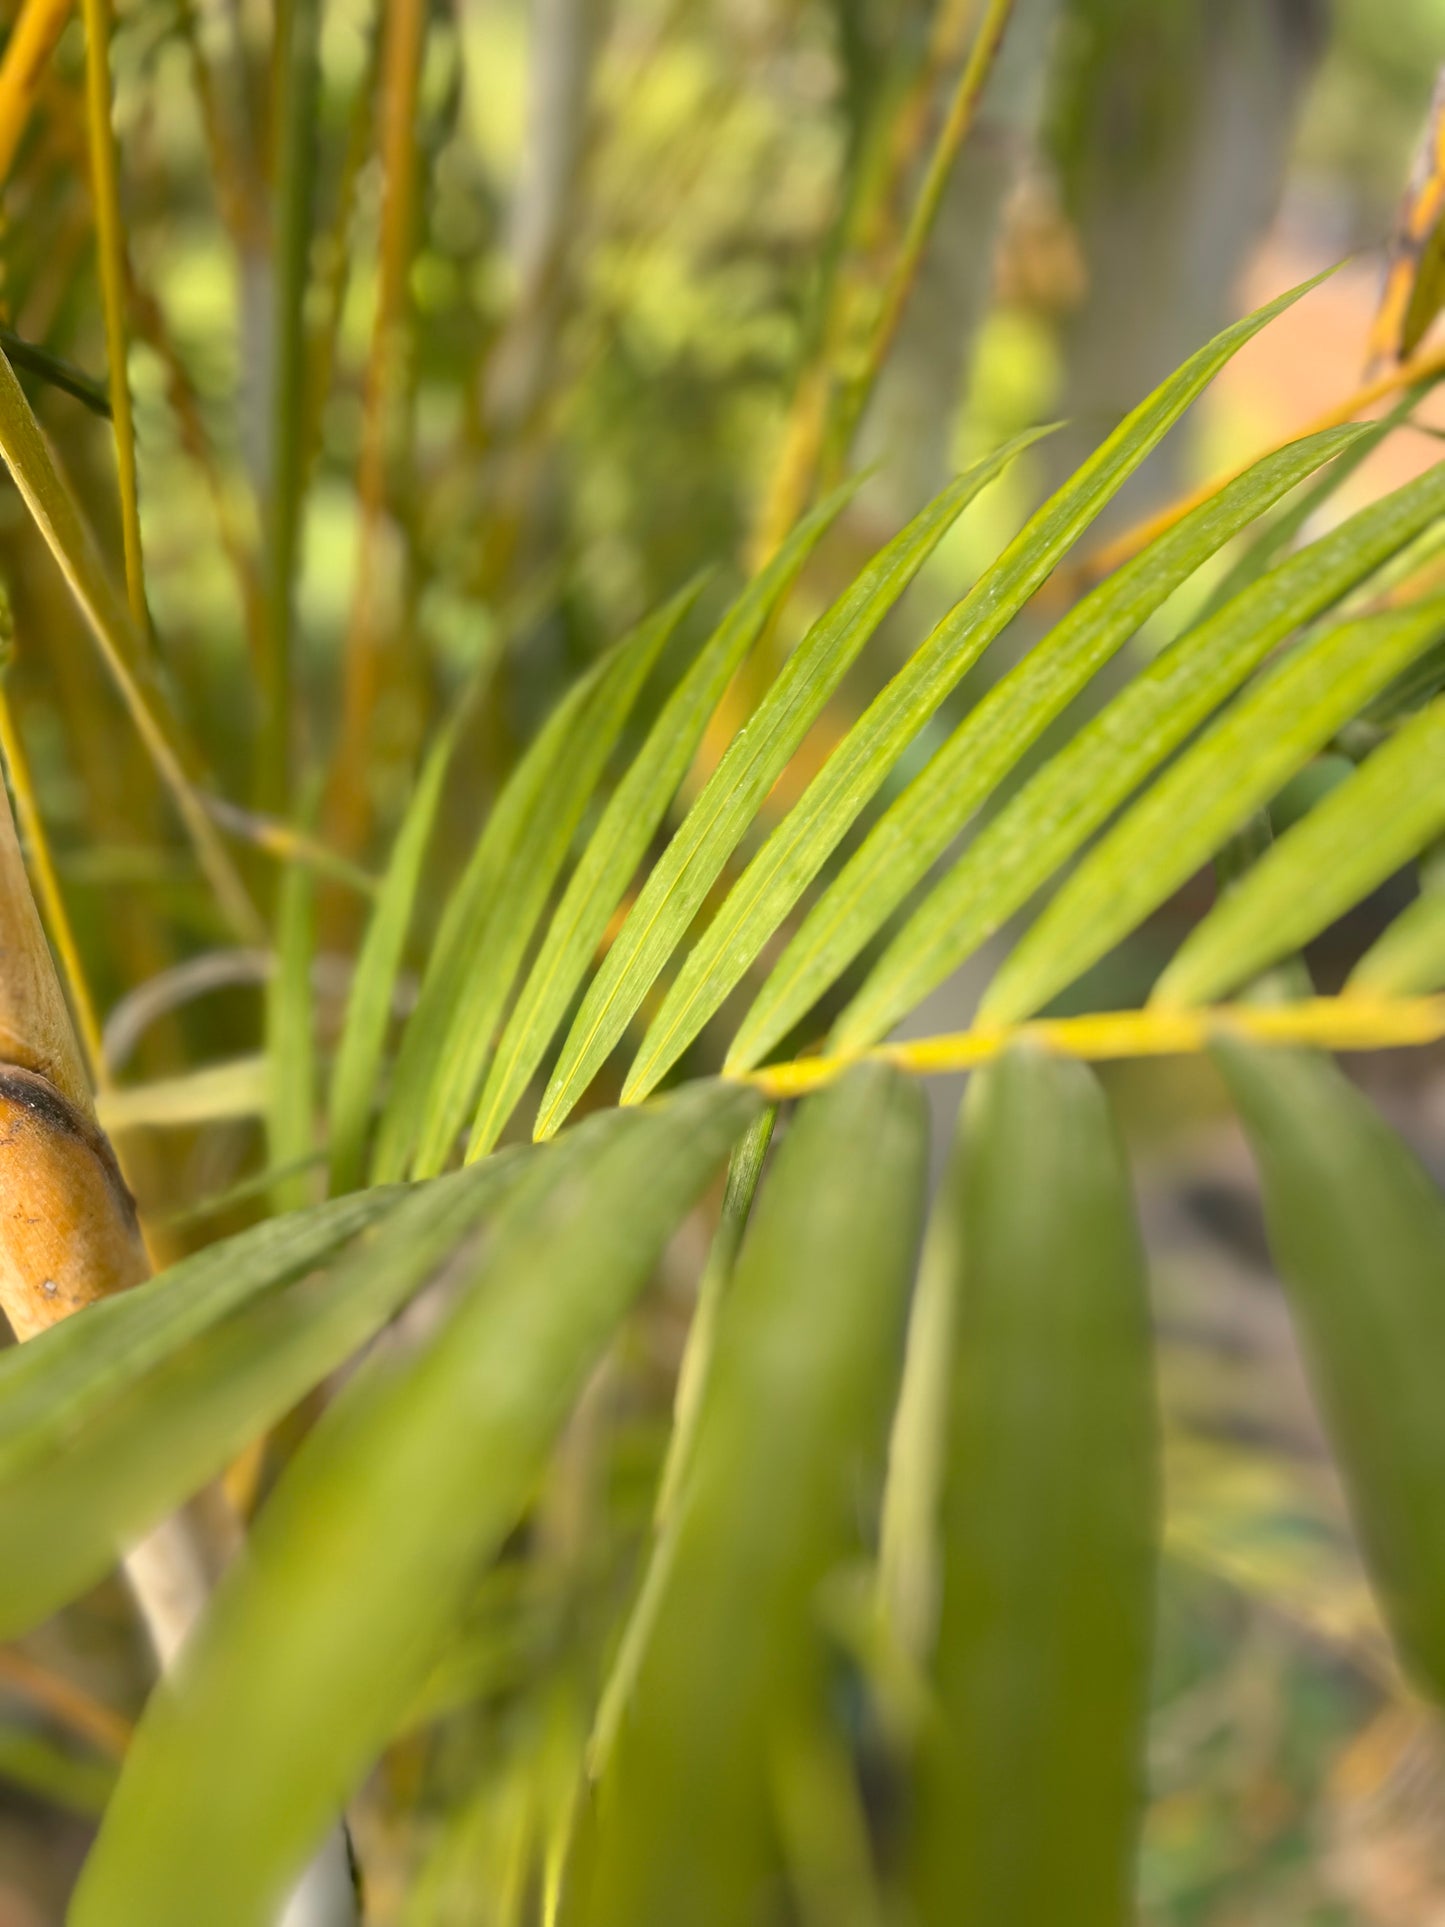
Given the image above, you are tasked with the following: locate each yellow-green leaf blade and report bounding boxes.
[620,427,1062,1103]
[536,439,1035,1138]
[370,654,610,1181]
[835,461,1445,1054]
[623,286,1331,1103]
[725,425,1362,1076]
[405,588,699,1177]
[982,596,1445,1025]
[1156,696,1445,1008]
[911,1049,1156,1925]
[466,483,861,1159]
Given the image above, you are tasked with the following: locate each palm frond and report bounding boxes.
[5,264,1445,1927]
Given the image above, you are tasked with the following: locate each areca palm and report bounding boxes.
[0,255,1442,1922]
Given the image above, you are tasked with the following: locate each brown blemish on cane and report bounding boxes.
[0,1064,147,1341]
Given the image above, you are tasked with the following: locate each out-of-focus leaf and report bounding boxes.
[259,0,321,808]
[1156,696,1445,1006]
[724,426,1362,1075]
[328,715,463,1194]
[570,1065,926,1927]
[266,846,316,1212]
[0,1158,526,1639]
[1368,67,1445,366]
[0,1727,116,1816]
[983,597,1445,1024]
[467,482,862,1158]
[654,1103,776,1528]
[72,1081,758,1927]
[1216,1042,1445,1701]
[835,464,1445,1054]
[911,1049,1155,1926]
[0,1189,400,1479]
[1350,868,1445,996]
[95,1056,270,1130]
[0,347,258,938]
[1197,397,1412,621]
[878,1097,967,1664]
[537,439,1037,1138]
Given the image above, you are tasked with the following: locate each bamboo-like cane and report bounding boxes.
[0,758,233,1646]
[0,774,356,1921]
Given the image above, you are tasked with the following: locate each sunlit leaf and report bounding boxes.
[537,436,1038,1137]
[836,462,1445,1053]
[625,289,1333,1101]
[466,481,862,1158]
[570,1064,926,1925]
[372,588,694,1179]
[724,424,1362,1076]
[910,1049,1155,1926]
[405,586,700,1177]
[72,1080,757,1927]
[983,596,1445,1024]
[620,425,1067,1103]
[1217,1042,1445,1702]
[1156,696,1445,1006]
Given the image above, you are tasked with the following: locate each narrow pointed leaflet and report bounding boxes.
[536,430,1045,1136]
[835,459,1445,1055]
[627,284,1335,1099]
[983,595,1445,1025]
[725,424,1362,1075]
[465,479,862,1158]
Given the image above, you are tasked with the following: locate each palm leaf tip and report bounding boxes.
[538,434,1038,1137]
